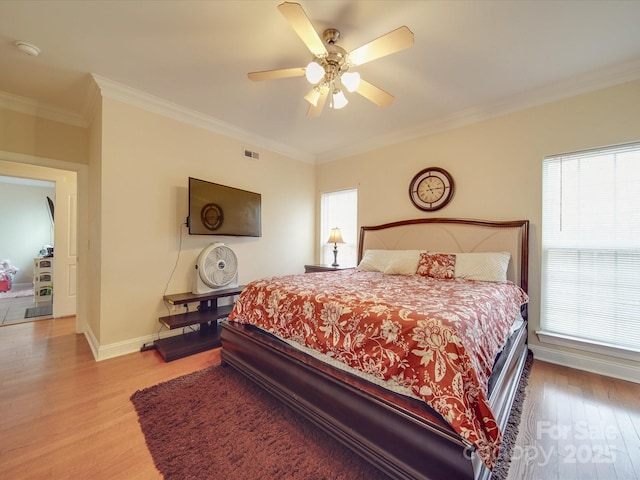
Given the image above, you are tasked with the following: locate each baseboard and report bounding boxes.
[530,344,640,384]
[83,325,100,361]
[83,325,187,361]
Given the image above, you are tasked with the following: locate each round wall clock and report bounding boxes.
[408,167,454,211]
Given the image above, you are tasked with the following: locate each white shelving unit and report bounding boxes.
[33,257,53,306]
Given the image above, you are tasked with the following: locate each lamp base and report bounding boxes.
[332,244,339,267]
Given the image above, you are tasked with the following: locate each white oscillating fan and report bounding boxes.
[192,243,238,294]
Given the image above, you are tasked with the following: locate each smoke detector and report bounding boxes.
[15,41,41,57]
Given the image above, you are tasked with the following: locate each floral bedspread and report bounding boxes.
[228,269,529,469]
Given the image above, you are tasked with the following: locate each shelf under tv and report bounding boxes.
[153,286,244,361]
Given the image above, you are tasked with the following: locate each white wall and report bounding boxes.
[89,97,315,355]
[0,178,54,284]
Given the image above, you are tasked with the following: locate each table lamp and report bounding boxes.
[326,227,345,267]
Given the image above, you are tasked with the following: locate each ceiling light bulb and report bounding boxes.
[305,61,325,84]
[304,87,321,107]
[332,89,348,109]
[341,72,361,92]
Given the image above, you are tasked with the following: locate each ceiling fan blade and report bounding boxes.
[355,79,395,107]
[248,67,306,81]
[348,26,414,66]
[307,85,329,117]
[278,2,328,57]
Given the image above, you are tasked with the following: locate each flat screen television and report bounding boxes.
[188,177,261,237]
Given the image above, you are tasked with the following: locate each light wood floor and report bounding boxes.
[508,357,640,480]
[0,317,638,480]
[0,317,219,479]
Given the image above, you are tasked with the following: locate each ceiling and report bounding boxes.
[1,1,640,164]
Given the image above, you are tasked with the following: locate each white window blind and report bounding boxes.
[320,188,357,266]
[541,142,640,354]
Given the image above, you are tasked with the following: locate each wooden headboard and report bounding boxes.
[358,218,529,292]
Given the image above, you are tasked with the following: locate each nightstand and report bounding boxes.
[304,264,355,273]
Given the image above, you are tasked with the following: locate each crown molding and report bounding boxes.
[0,91,87,128]
[90,75,316,164]
[316,58,640,164]
[3,57,639,166]
[82,76,102,126]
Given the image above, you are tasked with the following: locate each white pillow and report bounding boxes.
[357,250,422,274]
[384,256,423,275]
[454,252,511,282]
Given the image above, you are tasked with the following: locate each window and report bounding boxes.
[540,142,640,358]
[320,188,357,267]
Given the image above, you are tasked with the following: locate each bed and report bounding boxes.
[221,218,529,480]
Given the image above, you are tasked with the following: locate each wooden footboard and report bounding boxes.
[221,320,528,480]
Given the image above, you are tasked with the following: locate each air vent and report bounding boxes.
[243,148,260,160]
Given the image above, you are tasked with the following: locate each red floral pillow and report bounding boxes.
[416,253,456,279]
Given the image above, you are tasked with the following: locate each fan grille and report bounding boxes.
[198,244,238,288]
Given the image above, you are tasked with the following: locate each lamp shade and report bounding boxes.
[304,87,321,107]
[331,90,348,109]
[341,71,361,92]
[327,227,344,244]
[305,61,325,84]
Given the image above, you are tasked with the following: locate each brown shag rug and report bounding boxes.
[131,352,533,480]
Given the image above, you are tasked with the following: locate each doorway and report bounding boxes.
[0,175,56,325]
[0,161,78,326]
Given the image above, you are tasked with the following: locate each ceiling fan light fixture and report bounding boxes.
[305,61,325,84]
[304,87,321,107]
[331,89,348,109]
[341,71,361,92]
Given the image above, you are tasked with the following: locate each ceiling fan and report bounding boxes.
[248,2,414,117]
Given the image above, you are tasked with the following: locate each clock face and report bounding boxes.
[409,167,454,211]
[417,176,446,203]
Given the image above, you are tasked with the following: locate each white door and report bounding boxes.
[52,176,77,317]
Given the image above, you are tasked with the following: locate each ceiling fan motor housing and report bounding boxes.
[313,44,350,86]
[323,28,340,45]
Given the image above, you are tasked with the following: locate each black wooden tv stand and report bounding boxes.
[154,285,244,361]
